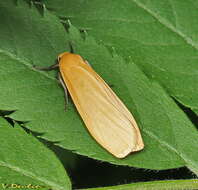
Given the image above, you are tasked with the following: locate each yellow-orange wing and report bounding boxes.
[59,53,144,158]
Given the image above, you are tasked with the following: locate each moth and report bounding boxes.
[38,52,144,158]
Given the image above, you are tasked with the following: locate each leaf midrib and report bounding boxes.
[132,0,198,50]
[0,49,57,82]
[0,161,65,190]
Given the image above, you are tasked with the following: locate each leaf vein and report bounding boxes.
[132,0,198,50]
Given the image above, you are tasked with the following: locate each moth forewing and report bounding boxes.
[58,52,144,158]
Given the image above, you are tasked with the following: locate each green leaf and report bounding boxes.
[0,0,69,69]
[0,0,198,175]
[0,117,71,190]
[67,26,198,173]
[81,179,198,190]
[44,0,198,115]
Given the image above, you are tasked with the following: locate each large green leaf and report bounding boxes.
[0,0,197,174]
[44,0,198,115]
[0,117,71,190]
[0,0,69,71]
[67,26,198,172]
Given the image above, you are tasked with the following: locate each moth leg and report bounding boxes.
[33,60,59,71]
[58,72,69,111]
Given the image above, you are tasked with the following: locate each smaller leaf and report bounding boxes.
[81,179,198,190]
[0,117,71,190]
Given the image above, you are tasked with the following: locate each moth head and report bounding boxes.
[58,52,70,62]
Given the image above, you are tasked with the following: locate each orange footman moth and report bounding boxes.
[37,52,144,158]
